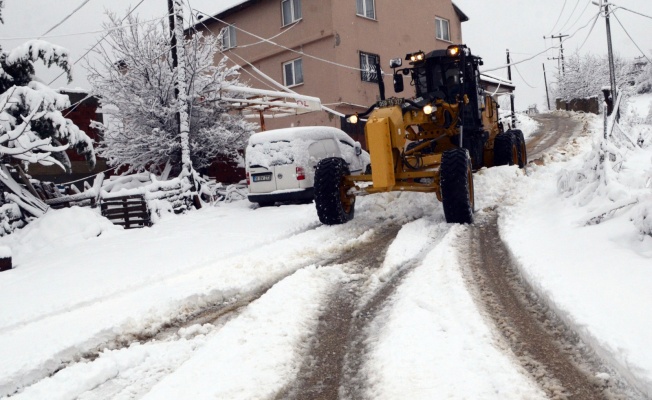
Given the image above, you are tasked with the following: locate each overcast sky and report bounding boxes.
[1,0,650,110]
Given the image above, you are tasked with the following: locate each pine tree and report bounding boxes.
[0,2,95,172]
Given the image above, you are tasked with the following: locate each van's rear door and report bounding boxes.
[274,164,301,190]
[249,165,275,193]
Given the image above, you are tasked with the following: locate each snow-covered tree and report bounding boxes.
[551,52,639,103]
[0,39,95,171]
[87,13,257,174]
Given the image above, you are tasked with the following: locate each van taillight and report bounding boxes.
[296,167,306,181]
[246,172,250,185]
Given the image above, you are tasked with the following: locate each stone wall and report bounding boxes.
[556,96,600,114]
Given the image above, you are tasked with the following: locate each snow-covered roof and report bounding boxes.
[196,0,250,21]
[248,126,353,146]
[480,73,515,96]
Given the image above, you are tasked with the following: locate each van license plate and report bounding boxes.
[253,173,272,182]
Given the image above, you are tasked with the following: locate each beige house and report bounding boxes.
[193,0,468,146]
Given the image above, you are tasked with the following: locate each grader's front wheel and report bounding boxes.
[314,157,355,225]
[440,149,475,224]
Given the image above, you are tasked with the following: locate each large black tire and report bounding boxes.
[440,149,474,224]
[314,157,355,225]
[509,129,527,168]
[494,132,518,166]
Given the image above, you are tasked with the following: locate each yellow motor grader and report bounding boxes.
[314,45,526,225]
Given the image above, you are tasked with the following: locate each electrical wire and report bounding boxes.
[40,0,92,37]
[513,64,537,88]
[48,0,146,86]
[575,10,601,52]
[191,7,371,75]
[610,4,652,21]
[558,0,582,33]
[0,16,173,41]
[566,0,594,31]
[612,11,652,64]
[548,0,569,35]
[482,10,600,73]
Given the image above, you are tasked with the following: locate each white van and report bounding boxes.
[245,126,370,206]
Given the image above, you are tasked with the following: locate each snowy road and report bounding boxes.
[2,111,650,399]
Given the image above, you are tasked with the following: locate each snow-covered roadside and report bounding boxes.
[499,107,652,396]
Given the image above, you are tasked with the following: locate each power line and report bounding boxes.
[558,0,582,33]
[40,0,92,37]
[0,16,172,41]
[192,8,370,75]
[576,11,601,52]
[611,5,652,20]
[48,0,146,86]
[513,64,538,88]
[612,10,652,64]
[548,0,569,35]
[483,11,600,73]
[566,0,594,31]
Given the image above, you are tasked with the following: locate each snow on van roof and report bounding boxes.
[248,126,354,146]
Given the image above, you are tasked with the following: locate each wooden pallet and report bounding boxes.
[100,195,151,229]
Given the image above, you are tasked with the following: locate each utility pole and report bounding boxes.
[604,0,618,106]
[506,49,516,128]
[544,33,569,74]
[543,63,551,110]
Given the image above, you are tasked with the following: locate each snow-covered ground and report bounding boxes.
[1,108,651,399]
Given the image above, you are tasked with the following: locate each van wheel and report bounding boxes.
[440,149,474,224]
[257,201,275,207]
[494,132,518,166]
[314,157,355,225]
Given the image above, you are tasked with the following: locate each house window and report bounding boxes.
[283,58,303,87]
[360,52,380,83]
[356,0,376,19]
[282,0,302,26]
[435,17,450,42]
[221,25,237,49]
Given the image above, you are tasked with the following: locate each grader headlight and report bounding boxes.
[423,104,435,115]
[447,45,460,57]
[406,51,425,64]
[346,114,359,124]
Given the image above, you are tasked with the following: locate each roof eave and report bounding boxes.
[452,2,469,22]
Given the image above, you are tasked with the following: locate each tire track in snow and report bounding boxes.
[278,222,444,400]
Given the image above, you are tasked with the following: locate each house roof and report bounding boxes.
[452,2,469,22]
[197,1,470,24]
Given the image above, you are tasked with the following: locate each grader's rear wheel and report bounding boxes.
[494,132,519,166]
[440,148,474,224]
[314,157,355,225]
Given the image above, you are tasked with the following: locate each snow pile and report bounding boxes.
[517,112,540,139]
[0,207,119,258]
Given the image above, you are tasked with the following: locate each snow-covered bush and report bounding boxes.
[552,52,639,104]
[87,13,257,174]
[557,95,652,236]
[0,40,95,171]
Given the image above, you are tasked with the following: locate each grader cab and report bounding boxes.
[313,44,526,225]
